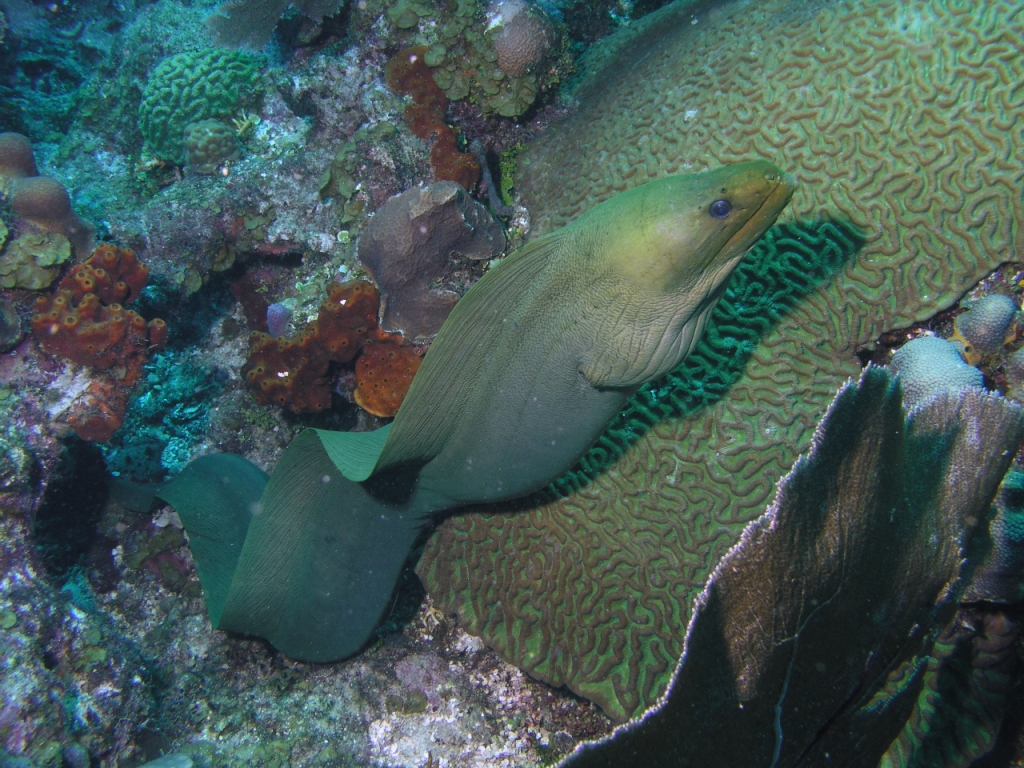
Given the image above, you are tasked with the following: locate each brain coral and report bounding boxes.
[183,119,241,174]
[418,0,1024,722]
[138,49,261,164]
[488,0,554,77]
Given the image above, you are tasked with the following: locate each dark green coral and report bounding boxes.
[138,49,263,164]
[382,0,570,118]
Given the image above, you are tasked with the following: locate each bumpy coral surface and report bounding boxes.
[183,118,241,174]
[243,280,423,417]
[951,294,1019,364]
[243,327,331,413]
[0,131,37,189]
[889,336,984,410]
[313,279,382,364]
[421,0,1024,721]
[0,232,72,290]
[415,0,567,118]
[138,49,262,164]
[30,245,167,441]
[489,0,554,77]
[353,342,425,417]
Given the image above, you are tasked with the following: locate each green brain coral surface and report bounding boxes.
[420,0,1024,724]
[138,49,263,164]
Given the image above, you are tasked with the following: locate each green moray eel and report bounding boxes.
[157,160,794,662]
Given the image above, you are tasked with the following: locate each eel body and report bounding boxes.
[158,160,794,661]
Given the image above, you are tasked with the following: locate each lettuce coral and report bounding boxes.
[0,231,72,290]
[556,368,1023,766]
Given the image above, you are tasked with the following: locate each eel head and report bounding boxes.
[579,160,795,387]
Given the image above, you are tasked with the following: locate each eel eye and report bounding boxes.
[709,199,732,218]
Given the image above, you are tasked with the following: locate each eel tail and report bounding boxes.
[155,425,426,662]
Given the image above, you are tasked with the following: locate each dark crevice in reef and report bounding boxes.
[33,438,109,581]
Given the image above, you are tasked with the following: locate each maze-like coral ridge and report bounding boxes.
[419,0,1024,721]
[138,49,260,164]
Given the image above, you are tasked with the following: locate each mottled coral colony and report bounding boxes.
[1,0,1024,765]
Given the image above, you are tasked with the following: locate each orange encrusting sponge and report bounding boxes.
[30,244,167,441]
[242,280,425,418]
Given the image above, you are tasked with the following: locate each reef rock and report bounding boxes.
[358,182,505,339]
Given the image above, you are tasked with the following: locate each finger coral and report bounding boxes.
[422,0,1024,721]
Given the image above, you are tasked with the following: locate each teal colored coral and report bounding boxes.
[138,49,262,164]
[102,353,223,480]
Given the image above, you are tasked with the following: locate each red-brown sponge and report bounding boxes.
[314,280,383,363]
[31,245,167,440]
[242,280,425,416]
[353,343,425,418]
[385,46,480,192]
[242,328,332,414]
[67,379,132,443]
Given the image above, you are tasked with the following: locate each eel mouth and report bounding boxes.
[722,168,796,258]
